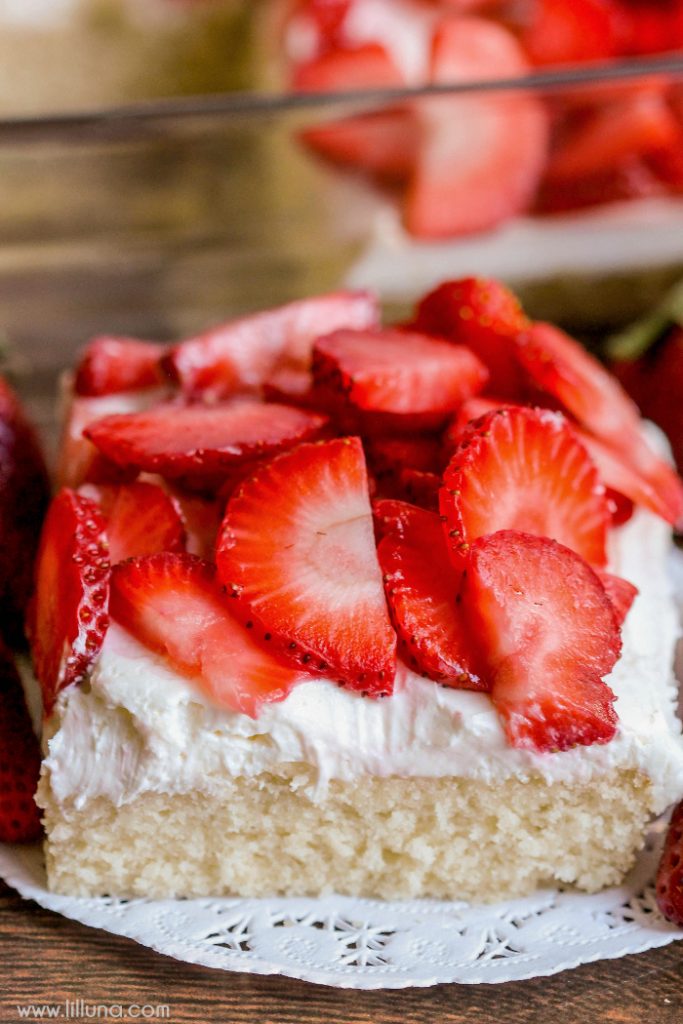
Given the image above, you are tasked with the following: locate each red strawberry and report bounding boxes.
[0,377,50,647]
[606,488,635,526]
[82,482,186,564]
[110,554,305,719]
[85,400,329,484]
[415,278,530,398]
[164,291,379,400]
[262,367,319,409]
[377,502,485,689]
[535,155,662,213]
[543,91,679,181]
[464,530,620,752]
[399,468,441,511]
[0,646,42,842]
[517,322,683,528]
[656,800,683,926]
[292,42,404,91]
[301,107,417,183]
[167,488,225,561]
[216,437,397,694]
[365,435,442,481]
[579,431,683,529]
[74,336,166,397]
[372,497,417,541]
[441,406,610,567]
[598,571,638,626]
[56,390,164,490]
[28,489,110,715]
[405,19,548,238]
[312,327,488,433]
[518,0,625,65]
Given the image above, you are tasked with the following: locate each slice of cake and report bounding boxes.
[30,278,683,901]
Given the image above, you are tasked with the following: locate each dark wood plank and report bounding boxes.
[2,880,682,1024]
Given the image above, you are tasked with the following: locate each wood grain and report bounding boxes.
[2,881,682,1024]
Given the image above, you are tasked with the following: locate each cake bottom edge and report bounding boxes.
[39,767,657,902]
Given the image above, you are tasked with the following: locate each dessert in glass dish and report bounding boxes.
[19,277,683,905]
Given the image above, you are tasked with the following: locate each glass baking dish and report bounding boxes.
[2,52,683,445]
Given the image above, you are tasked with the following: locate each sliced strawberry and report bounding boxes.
[110,554,305,719]
[579,431,683,529]
[0,376,50,647]
[405,19,548,238]
[535,155,662,213]
[656,800,683,926]
[82,482,186,564]
[262,367,319,408]
[518,322,683,528]
[85,400,329,484]
[598,571,638,627]
[377,502,485,689]
[543,91,679,181]
[464,530,620,752]
[365,435,442,480]
[372,497,417,541]
[621,2,683,57]
[74,336,166,397]
[442,395,513,459]
[292,41,404,91]
[28,489,110,715]
[440,406,609,566]
[518,0,625,65]
[168,488,225,561]
[415,278,530,398]
[216,437,396,694]
[0,646,42,842]
[606,487,635,526]
[312,327,488,433]
[164,291,379,400]
[301,107,417,182]
[57,389,166,489]
[398,468,441,511]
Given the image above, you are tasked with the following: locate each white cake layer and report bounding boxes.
[42,503,683,812]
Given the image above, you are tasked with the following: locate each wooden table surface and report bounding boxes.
[2,880,682,1024]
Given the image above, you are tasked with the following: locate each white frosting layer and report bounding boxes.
[43,505,683,811]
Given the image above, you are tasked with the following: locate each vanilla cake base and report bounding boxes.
[37,504,683,901]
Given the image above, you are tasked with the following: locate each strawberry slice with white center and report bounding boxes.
[28,489,110,715]
[81,481,186,564]
[312,327,488,433]
[598,571,638,627]
[377,502,486,689]
[404,18,548,238]
[110,554,306,719]
[74,336,166,397]
[441,406,610,567]
[84,400,329,484]
[464,530,620,752]
[164,291,379,401]
[301,107,418,183]
[517,322,683,529]
[216,437,397,694]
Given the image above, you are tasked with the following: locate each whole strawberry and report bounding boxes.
[656,800,683,926]
[0,376,50,647]
[0,645,42,842]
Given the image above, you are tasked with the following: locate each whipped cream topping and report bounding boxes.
[42,503,683,811]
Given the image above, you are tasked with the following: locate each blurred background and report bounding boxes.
[1,0,683,460]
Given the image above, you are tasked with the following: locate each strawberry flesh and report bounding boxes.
[656,800,683,926]
[598,571,638,627]
[293,41,404,91]
[464,530,620,752]
[85,400,329,484]
[74,336,165,397]
[82,481,186,564]
[312,327,488,433]
[216,437,397,694]
[377,503,485,689]
[441,406,610,567]
[0,646,42,842]
[111,554,305,719]
[164,291,379,400]
[28,489,110,715]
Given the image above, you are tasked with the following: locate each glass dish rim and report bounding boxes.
[2,52,683,144]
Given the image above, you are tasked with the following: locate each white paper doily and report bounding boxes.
[1,829,682,989]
